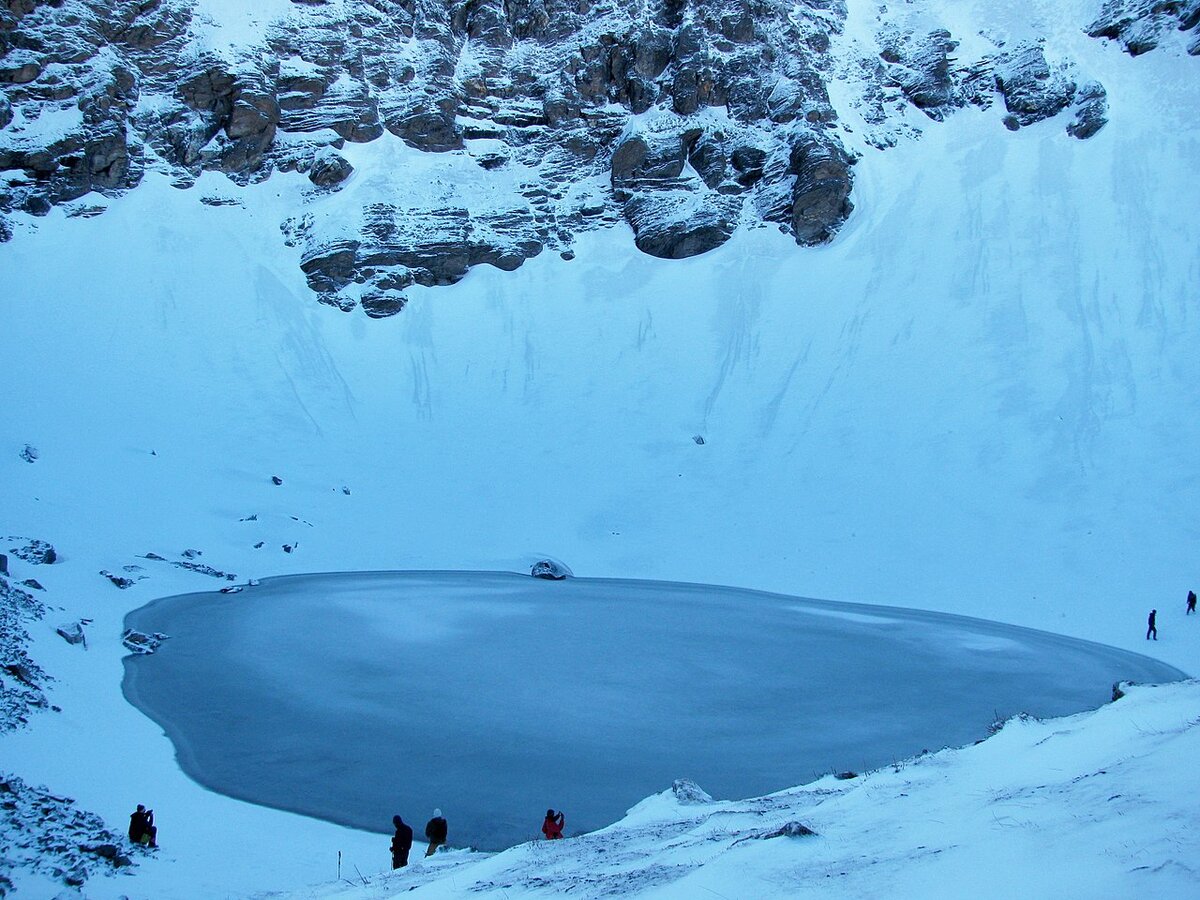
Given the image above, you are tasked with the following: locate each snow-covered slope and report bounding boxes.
[274,679,1200,900]
[2,0,1199,895]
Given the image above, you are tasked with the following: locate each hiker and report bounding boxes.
[1147,609,1157,641]
[390,815,413,869]
[542,809,565,840]
[1188,591,1197,615]
[128,804,157,847]
[424,809,447,856]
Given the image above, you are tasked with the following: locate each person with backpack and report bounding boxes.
[128,804,157,847]
[424,809,447,856]
[390,814,413,869]
[1147,609,1158,640]
[1187,591,1196,615]
[542,809,565,839]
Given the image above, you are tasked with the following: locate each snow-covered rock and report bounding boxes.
[1088,0,1200,56]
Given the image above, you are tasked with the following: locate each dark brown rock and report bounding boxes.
[994,44,1075,127]
[301,240,361,294]
[623,185,738,259]
[789,136,854,246]
[1067,81,1108,139]
[307,150,353,186]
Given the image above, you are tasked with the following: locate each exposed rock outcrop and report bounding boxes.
[307,148,353,187]
[994,44,1075,130]
[7,538,55,565]
[0,576,48,732]
[0,0,1169,311]
[1088,0,1200,56]
[0,774,134,892]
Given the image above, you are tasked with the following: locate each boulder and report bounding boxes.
[623,187,738,259]
[993,45,1075,127]
[531,558,572,579]
[122,629,167,654]
[788,136,854,245]
[754,820,817,839]
[56,623,86,646]
[100,570,135,588]
[671,779,713,804]
[360,291,407,318]
[1067,81,1108,139]
[307,150,354,187]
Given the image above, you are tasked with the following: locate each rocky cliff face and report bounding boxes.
[1088,0,1200,56]
[0,0,1171,315]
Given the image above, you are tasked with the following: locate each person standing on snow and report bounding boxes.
[1147,609,1158,640]
[425,809,447,856]
[391,814,413,869]
[1187,591,1196,615]
[542,809,565,839]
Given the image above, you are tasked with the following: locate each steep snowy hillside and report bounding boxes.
[2,0,1199,895]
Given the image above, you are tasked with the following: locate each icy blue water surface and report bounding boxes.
[123,572,1185,850]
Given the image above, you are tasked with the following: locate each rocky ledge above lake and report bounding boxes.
[0,0,1167,314]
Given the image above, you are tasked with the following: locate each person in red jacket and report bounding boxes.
[542,809,565,839]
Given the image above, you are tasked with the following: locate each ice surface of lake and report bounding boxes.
[123,572,1184,850]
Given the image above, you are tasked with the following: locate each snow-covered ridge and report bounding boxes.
[0,0,1173,314]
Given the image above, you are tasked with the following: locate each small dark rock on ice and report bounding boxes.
[531,559,572,580]
[122,630,167,654]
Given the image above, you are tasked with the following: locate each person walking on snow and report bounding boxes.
[128,804,157,847]
[542,809,565,839]
[1188,591,1197,615]
[390,815,413,869]
[1147,609,1158,640]
[425,809,447,856]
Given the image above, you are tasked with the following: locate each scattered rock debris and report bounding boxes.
[6,539,57,565]
[0,774,134,891]
[100,570,136,589]
[122,630,167,654]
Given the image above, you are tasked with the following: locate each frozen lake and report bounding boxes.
[123,572,1184,850]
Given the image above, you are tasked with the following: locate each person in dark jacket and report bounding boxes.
[1147,609,1158,640]
[542,809,565,839]
[1187,591,1197,615]
[390,815,413,869]
[424,809,447,856]
[128,804,157,847]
